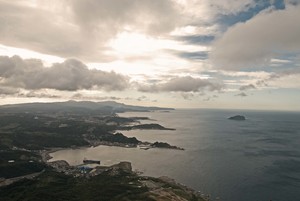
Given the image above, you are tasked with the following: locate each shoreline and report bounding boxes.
[44,154,208,201]
[45,139,184,162]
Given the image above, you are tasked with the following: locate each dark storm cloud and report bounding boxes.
[138,76,223,93]
[0,56,129,91]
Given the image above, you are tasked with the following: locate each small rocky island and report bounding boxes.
[228,115,246,120]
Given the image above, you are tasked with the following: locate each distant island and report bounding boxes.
[228,115,246,120]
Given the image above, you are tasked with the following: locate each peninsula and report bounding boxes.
[0,101,201,200]
[0,101,180,150]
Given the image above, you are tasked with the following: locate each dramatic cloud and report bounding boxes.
[0,56,129,91]
[0,1,89,59]
[211,4,300,70]
[0,0,181,61]
[0,0,264,63]
[71,0,180,35]
[0,1,299,109]
[138,76,223,93]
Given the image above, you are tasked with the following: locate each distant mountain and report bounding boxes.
[0,100,174,114]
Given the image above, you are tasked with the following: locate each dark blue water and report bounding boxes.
[51,109,300,201]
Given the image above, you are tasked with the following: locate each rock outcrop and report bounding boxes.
[228,115,246,120]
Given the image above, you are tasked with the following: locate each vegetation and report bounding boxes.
[0,112,177,150]
[0,113,130,150]
[0,101,174,114]
[0,103,198,201]
[98,133,140,144]
[0,170,149,201]
[0,151,45,178]
[0,168,204,201]
[119,123,175,131]
[152,142,184,150]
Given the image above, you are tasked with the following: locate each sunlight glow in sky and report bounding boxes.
[0,0,299,111]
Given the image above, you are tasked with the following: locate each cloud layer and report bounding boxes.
[0,0,181,62]
[138,76,223,93]
[0,0,266,62]
[0,1,299,109]
[0,56,129,92]
[211,4,300,70]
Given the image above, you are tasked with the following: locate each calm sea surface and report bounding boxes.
[50,109,300,201]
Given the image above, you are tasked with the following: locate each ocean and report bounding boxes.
[50,109,300,201]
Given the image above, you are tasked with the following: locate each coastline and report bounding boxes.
[44,151,208,201]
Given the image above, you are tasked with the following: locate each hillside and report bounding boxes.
[0,100,174,114]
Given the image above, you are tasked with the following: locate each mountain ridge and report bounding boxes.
[0,100,174,114]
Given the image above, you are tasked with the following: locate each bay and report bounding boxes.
[50,109,300,201]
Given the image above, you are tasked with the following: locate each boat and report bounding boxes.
[83,158,100,164]
[138,145,151,150]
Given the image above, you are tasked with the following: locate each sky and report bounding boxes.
[0,0,300,111]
